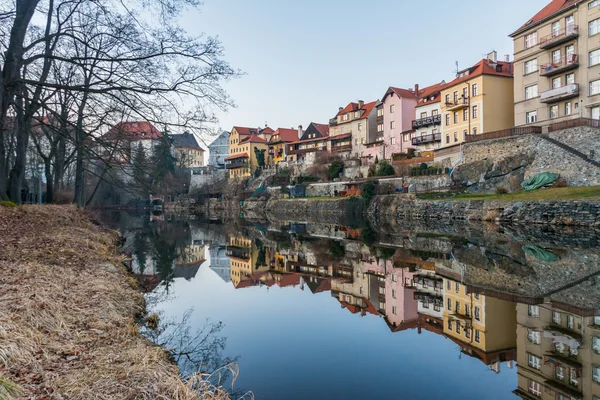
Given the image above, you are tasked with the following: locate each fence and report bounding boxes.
[464,126,542,143]
[547,117,600,132]
[392,154,434,166]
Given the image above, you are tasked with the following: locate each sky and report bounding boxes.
[178,0,551,147]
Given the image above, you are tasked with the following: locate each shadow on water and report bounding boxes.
[101,210,600,400]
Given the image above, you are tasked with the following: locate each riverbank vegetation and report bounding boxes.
[0,205,233,399]
[417,185,600,201]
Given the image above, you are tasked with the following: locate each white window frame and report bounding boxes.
[552,21,560,37]
[526,111,538,124]
[565,102,571,115]
[528,354,541,369]
[525,32,538,48]
[390,104,395,113]
[591,79,600,96]
[525,85,538,99]
[566,73,575,85]
[590,0,600,9]
[472,83,479,97]
[390,121,395,129]
[528,380,542,396]
[524,59,538,75]
[550,105,559,119]
[591,18,600,36]
[527,328,541,344]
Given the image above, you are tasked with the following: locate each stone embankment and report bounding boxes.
[369,194,600,227]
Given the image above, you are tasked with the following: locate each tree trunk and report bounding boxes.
[44,158,53,203]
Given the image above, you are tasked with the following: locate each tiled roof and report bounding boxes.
[289,135,329,145]
[102,121,163,141]
[269,128,298,144]
[170,132,203,150]
[233,126,273,136]
[239,135,268,144]
[416,81,447,107]
[312,123,330,136]
[328,132,353,141]
[511,0,583,36]
[224,152,249,161]
[444,59,513,89]
[335,101,377,119]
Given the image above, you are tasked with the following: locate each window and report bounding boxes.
[594,366,600,383]
[568,315,574,329]
[566,44,575,59]
[403,133,409,142]
[390,121,395,129]
[447,298,452,311]
[445,94,450,104]
[528,380,542,396]
[527,329,541,344]
[391,275,397,282]
[377,107,384,117]
[474,306,481,321]
[462,87,468,99]
[552,77,561,89]
[445,114,450,126]
[529,305,540,317]
[552,49,561,64]
[525,32,537,48]
[453,91,458,102]
[591,18,600,36]
[389,104,396,114]
[570,367,579,386]
[553,311,562,324]
[528,354,541,369]
[392,306,397,315]
[593,336,600,353]
[550,105,559,119]
[463,130,467,139]
[455,301,461,313]
[564,102,572,116]
[456,323,461,334]
[446,134,450,144]
[556,366,565,380]
[590,0,600,8]
[524,59,538,75]
[377,123,384,132]
[432,109,438,116]
[473,127,477,135]
[472,83,478,97]
[446,280,451,290]
[454,132,458,143]
[463,108,468,121]
[390,137,396,145]
[392,289,396,299]
[552,21,560,37]
[354,111,360,118]
[566,73,575,85]
[475,330,481,343]
[591,80,600,95]
[455,282,460,293]
[465,305,471,317]
[474,293,480,300]
[593,106,600,120]
[420,111,427,118]
[454,112,458,123]
[343,114,349,121]
[448,320,453,330]
[526,111,538,124]
[465,329,471,339]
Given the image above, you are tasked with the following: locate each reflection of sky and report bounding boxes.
[155,262,516,400]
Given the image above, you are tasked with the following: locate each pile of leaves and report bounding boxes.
[0,205,234,399]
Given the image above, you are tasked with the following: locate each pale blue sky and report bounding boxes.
[180,0,549,140]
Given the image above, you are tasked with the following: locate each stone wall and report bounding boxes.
[454,127,600,191]
[190,169,227,190]
[265,198,361,221]
[369,194,600,227]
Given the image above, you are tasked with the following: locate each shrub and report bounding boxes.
[420,162,428,170]
[0,200,17,208]
[280,186,290,195]
[361,181,377,202]
[374,155,379,164]
[553,177,568,188]
[254,168,262,178]
[328,160,344,180]
[376,161,395,176]
[495,187,508,195]
[278,167,290,177]
[297,175,319,184]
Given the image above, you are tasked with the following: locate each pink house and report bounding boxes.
[385,267,418,331]
[380,86,419,158]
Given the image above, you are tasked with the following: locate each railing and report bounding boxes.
[225,159,249,169]
[540,83,579,103]
[412,133,442,146]
[539,25,579,49]
[464,126,542,143]
[548,117,600,132]
[445,97,469,110]
[412,114,442,129]
[287,146,327,155]
[331,144,352,152]
[540,55,579,77]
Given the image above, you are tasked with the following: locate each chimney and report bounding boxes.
[298,125,303,139]
[358,100,364,109]
[339,107,343,112]
[487,50,497,63]
[414,84,420,95]
[504,54,510,63]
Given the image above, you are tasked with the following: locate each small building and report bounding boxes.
[329,100,377,158]
[268,127,299,165]
[227,126,271,178]
[171,131,205,168]
[99,121,164,163]
[287,122,330,164]
[208,131,229,168]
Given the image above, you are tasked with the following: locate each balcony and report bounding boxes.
[540,83,579,103]
[412,114,442,130]
[540,55,579,77]
[331,144,352,153]
[288,146,327,155]
[412,133,442,146]
[539,25,579,49]
[445,97,469,111]
[225,158,249,169]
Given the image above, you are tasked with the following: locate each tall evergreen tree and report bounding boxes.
[152,135,176,185]
[133,143,149,198]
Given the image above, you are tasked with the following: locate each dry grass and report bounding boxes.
[0,205,233,399]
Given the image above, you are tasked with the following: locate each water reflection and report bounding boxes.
[103,211,600,400]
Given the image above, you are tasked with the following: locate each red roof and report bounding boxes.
[232,126,273,136]
[384,87,418,101]
[328,132,352,141]
[511,0,583,36]
[335,101,377,119]
[444,59,512,90]
[312,123,330,136]
[290,136,329,145]
[416,81,447,107]
[269,128,298,144]
[224,152,249,161]
[101,121,163,141]
[240,135,268,145]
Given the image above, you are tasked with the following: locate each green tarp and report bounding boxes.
[521,172,560,191]
[522,245,560,262]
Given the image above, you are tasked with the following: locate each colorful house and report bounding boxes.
[226,126,272,178]
[378,86,420,158]
[440,52,514,148]
[412,82,446,152]
[287,123,330,164]
[329,100,377,158]
[267,127,299,165]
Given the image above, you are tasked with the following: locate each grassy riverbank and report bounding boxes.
[0,205,229,400]
[417,185,600,201]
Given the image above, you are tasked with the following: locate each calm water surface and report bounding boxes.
[103,212,600,400]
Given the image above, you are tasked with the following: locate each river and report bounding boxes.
[101,211,600,400]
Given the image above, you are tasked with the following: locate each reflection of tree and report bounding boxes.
[133,232,149,275]
[361,223,378,248]
[328,240,345,258]
[256,248,267,268]
[152,234,178,291]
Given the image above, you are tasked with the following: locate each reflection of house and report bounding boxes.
[443,278,517,371]
[514,302,600,400]
[209,245,230,283]
[412,262,444,320]
[171,132,205,168]
[227,235,271,288]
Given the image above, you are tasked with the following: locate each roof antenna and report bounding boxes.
[455,61,459,75]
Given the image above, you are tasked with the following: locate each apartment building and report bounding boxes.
[440,53,514,148]
[287,123,329,164]
[412,82,446,152]
[225,126,272,178]
[379,86,419,157]
[267,127,298,164]
[511,0,600,126]
[329,100,377,158]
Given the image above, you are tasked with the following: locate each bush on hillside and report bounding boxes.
[361,181,377,202]
[328,160,344,180]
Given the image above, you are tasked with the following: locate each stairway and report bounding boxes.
[539,134,600,169]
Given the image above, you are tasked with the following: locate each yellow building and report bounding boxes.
[440,52,514,148]
[171,132,205,168]
[268,127,299,165]
[226,126,272,179]
[442,278,517,364]
[227,235,271,288]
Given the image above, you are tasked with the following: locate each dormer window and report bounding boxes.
[354,111,360,118]
[141,132,147,137]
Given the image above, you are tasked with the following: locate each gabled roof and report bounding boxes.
[335,101,377,119]
[101,121,163,141]
[233,126,273,136]
[239,135,268,145]
[444,59,513,89]
[208,131,229,147]
[170,132,203,151]
[312,123,330,136]
[269,128,298,144]
[416,81,447,107]
[224,152,249,161]
[510,0,583,37]
[384,87,418,102]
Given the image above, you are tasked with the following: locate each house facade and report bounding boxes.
[287,122,329,164]
[171,132,205,168]
[329,100,377,158]
[380,86,419,157]
[440,53,514,148]
[208,131,229,168]
[226,126,271,179]
[412,82,446,152]
[511,0,600,127]
[267,127,298,164]
[100,121,164,163]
